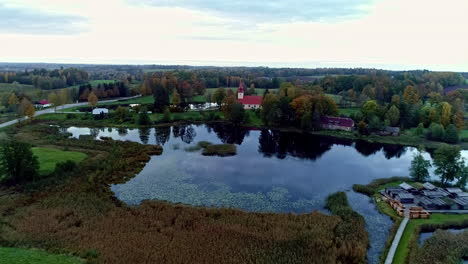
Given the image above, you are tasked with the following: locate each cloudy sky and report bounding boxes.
[1,0,467,71]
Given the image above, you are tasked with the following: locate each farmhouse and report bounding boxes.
[320,116,354,131]
[237,82,262,109]
[92,108,109,115]
[35,99,52,108]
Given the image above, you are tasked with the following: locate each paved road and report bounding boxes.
[384,217,409,264]
[0,95,141,128]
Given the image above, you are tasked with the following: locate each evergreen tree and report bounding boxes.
[0,141,39,184]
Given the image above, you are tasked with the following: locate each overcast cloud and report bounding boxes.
[0,3,87,34]
[132,0,378,23]
[0,0,467,71]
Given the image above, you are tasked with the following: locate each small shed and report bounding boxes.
[396,193,415,204]
[423,182,436,190]
[92,108,109,115]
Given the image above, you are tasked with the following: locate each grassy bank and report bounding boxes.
[32,147,88,175]
[0,247,82,264]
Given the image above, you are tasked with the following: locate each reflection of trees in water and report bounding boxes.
[138,128,150,144]
[354,141,382,156]
[382,144,407,159]
[355,140,407,159]
[90,128,100,138]
[206,123,249,145]
[117,128,128,137]
[171,125,197,144]
[258,130,333,160]
[155,126,171,146]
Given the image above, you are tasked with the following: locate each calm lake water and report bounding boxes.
[419,228,468,245]
[66,124,435,263]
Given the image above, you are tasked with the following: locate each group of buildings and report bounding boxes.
[384,182,468,211]
[235,82,357,131]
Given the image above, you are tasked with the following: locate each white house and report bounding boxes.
[92,108,109,115]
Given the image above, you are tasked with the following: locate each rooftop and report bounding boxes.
[446,187,464,193]
[238,96,262,105]
[423,182,436,190]
[400,182,415,190]
[320,116,354,128]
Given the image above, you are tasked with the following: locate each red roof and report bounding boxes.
[321,116,354,128]
[238,96,262,105]
[38,100,50,105]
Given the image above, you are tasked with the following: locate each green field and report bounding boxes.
[32,147,87,174]
[338,107,360,116]
[0,247,82,264]
[65,80,117,90]
[393,214,468,264]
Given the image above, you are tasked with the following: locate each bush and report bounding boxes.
[66,113,76,119]
[426,123,445,141]
[443,124,459,144]
[137,109,151,126]
[202,144,237,157]
[0,141,39,185]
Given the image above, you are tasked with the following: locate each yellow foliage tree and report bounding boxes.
[8,93,18,106]
[403,85,420,104]
[440,102,452,127]
[88,92,98,108]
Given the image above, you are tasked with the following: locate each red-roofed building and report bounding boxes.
[237,82,262,109]
[38,100,50,105]
[321,116,355,131]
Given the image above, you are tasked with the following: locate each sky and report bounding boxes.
[0,0,467,71]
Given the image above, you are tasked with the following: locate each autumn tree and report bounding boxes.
[403,85,420,104]
[439,102,452,127]
[24,102,35,120]
[172,90,181,107]
[221,95,237,120]
[248,83,256,95]
[453,111,464,130]
[88,92,98,108]
[7,93,18,107]
[213,88,226,106]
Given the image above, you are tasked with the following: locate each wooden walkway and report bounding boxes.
[384,217,409,264]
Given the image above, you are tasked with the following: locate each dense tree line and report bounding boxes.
[78,81,130,101]
[0,68,89,90]
[142,72,207,112]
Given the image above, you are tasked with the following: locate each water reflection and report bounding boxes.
[65,124,421,264]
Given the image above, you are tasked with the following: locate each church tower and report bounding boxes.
[238,81,244,99]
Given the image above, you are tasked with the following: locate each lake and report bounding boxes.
[67,124,430,263]
[419,228,468,245]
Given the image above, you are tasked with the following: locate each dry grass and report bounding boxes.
[0,121,368,264]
